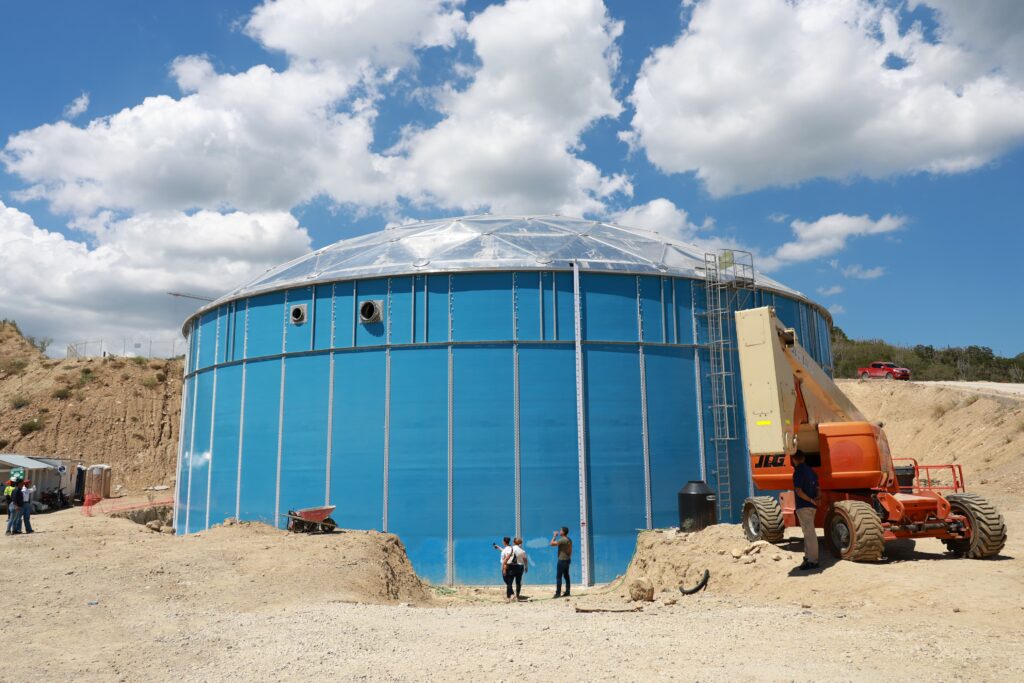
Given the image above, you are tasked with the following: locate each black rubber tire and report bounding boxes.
[885,372,894,380]
[825,501,884,561]
[742,496,785,543]
[860,372,869,380]
[320,517,337,534]
[944,493,1006,558]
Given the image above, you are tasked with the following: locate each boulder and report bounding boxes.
[628,576,655,602]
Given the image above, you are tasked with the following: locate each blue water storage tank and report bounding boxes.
[174,215,833,586]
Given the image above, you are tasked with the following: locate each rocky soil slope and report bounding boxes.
[0,321,182,491]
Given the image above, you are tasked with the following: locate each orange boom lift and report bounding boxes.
[734,307,1006,561]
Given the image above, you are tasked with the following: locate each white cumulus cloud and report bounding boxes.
[816,285,844,296]
[611,198,708,242]
[914,0,1024,81]
[626,0,1024,196]
[0,201,311,352]
[395,0,631,215]
[834,262,886,279]
[764,213,905,269]
[246,0,466,69]
[3,60,390,215]
[62,92,90,120]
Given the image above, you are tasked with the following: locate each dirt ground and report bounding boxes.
[1,379,1021,682]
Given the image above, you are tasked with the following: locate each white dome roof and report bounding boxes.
[204,214,810,310]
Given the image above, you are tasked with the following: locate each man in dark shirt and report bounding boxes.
[792,452,820,570]
[549,526,573,597]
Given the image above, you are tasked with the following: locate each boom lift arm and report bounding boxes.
[735,306,864,457]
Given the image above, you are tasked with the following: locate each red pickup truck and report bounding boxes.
[857,361,911,380]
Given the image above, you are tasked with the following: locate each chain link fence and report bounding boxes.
[65,338,183,359]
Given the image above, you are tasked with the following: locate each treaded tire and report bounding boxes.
[944,493,1007,559]
[742,496,785,543]
[825,501,884,561]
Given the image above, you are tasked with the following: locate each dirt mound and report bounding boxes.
[0,320,182,492]
[111,504,174,528]
[194,522,434,605]
[12,507,433,610]
[838,379,1024,495]
[619,516,1022,612]
[620,525,795,600]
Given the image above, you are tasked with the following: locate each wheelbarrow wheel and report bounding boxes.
[320,517,337,533]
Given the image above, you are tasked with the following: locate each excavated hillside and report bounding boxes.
[0,321,182,491]
[837,378,1024,495]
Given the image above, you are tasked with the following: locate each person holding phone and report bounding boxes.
[549,526,572,598]
[493,536,513,596]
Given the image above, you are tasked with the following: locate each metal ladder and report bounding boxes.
[703,250,756,521]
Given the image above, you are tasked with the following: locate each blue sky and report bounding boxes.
[1,0,1022,356]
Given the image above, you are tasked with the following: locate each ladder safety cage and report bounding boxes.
[702,249,756,521]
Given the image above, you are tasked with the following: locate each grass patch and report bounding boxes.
[130,356,148,366]
[0,357,29,376]
[141,376,158,388]
[19,418,43,436]
[74,367,95,388]
[932,403,953,419]
[10,395,30,409]
[51,387,72,400]
[155,372,166,383]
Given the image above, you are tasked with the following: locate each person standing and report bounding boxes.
[549,526,572,597]
[791,452,820,570]
[6,480,27,535]
[4,480,18,536]
[493,536,513,598]
[505,537,528,602]
[22,480,35,534]
[15,480,34,535]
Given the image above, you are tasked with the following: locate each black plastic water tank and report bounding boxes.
[678,480,717,532]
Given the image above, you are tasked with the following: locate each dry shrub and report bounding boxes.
[19,418,43,436]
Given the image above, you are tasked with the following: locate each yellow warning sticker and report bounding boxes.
[756,420,772,426]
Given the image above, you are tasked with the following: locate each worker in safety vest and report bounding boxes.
[5,479,21,535]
